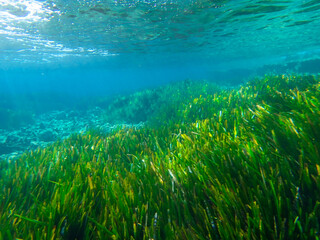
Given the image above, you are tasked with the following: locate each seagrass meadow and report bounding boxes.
[1,74,320,240]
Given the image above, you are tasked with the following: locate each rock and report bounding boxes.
[38,129,57,142]
[5,134,20,145]
[0,135,6,144]
[5,151,21,160]
[29,141,41,150]
[55,111,67,120]
[68,111,79,118]
[0,106,140,161]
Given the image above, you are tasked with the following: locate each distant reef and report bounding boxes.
[0,108,143,161]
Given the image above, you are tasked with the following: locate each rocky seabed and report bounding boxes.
[0,107,143,161]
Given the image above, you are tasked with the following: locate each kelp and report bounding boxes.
[0,74,320,239]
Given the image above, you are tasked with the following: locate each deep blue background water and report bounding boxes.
[1,0,320,99]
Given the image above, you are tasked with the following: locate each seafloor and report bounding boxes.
[0,74,319,239]
[0,108,143,161]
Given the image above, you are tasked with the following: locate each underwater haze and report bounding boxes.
[0,0,320,95]
[1,0,320,239]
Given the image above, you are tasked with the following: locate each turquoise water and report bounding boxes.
[1,0,320,95]
[1,2,320,237]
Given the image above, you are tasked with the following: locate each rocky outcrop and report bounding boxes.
[0,107,143,161]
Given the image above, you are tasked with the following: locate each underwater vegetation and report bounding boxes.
[0,74,320,239]
[102,79,221,124]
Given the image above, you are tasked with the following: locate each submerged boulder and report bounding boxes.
[38,129,58,142]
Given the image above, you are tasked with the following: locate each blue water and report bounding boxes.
[1,0,320,95]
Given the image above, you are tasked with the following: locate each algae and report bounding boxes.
[0,74,320,239]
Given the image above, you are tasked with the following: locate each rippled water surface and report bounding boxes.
[1,0,320,69]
